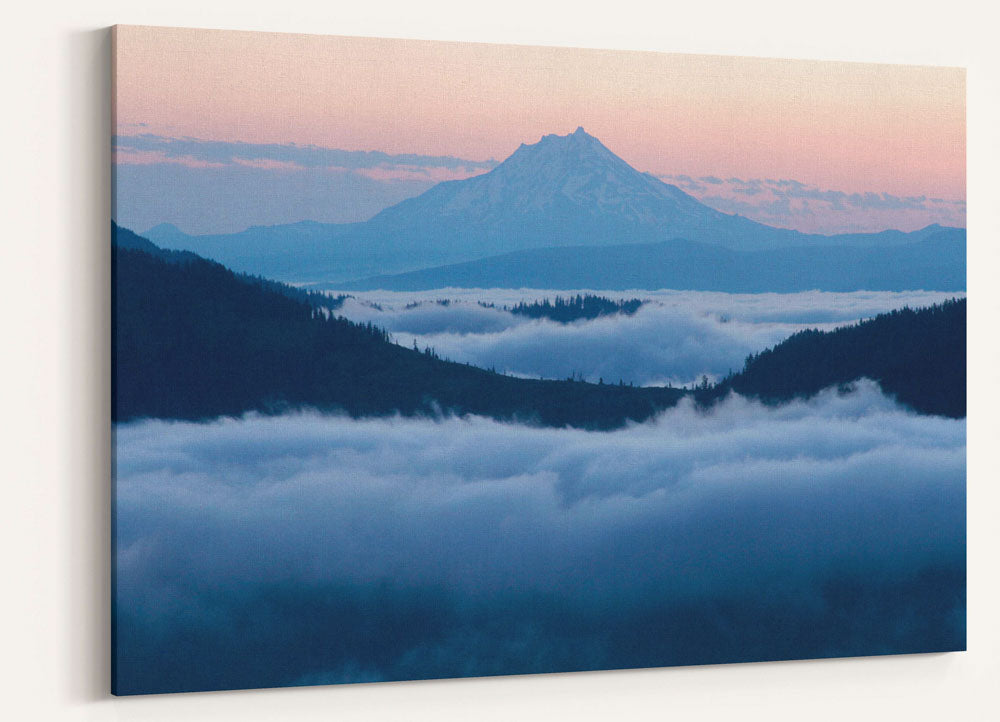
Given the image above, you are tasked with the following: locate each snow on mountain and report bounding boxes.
[371,127,719,231]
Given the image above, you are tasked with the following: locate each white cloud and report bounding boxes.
[113,384,966,692]
[332,290,964,386]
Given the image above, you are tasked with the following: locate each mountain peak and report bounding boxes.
[511,127,600,161]
[535,126,600,147]
[371,126,709,232]
[503,127,628,173]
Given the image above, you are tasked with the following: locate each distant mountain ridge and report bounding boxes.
[143,127,965,286]
[337,228,966,293]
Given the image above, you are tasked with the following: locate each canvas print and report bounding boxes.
[111,25,966,695]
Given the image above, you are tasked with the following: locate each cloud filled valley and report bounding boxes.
[331,289,963,386]
[113,383,966,693]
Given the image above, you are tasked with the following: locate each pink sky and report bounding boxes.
[113,25,965,201]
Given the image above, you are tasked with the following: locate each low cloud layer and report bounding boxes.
[333,290,964,387]
[114,384,966,694]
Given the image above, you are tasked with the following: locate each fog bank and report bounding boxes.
[113,382,965,694]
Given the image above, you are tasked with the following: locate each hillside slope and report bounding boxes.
[112,231,684,428]
[703,298,966,417]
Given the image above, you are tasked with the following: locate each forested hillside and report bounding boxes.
[113,222,348,312]
[702,299,966,417]
[112,232,684,428]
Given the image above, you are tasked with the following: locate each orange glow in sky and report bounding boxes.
[113,25,966,200]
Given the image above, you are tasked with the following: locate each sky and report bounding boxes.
[113,25,966,235]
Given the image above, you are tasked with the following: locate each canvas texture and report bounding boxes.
[111,25,966,695]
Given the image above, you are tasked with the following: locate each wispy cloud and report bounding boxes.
[114,133,497,177]
[657,174,966,233]
[353,164,491,183]
[231,157,304,171]
[113,148,227,169]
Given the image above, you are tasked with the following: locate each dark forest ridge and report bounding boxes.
[143,128,965,286]
[113,222,350,312]
[113,225,684,429]
[700,298,966,418]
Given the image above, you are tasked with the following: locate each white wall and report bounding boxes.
[2,1,998,719]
